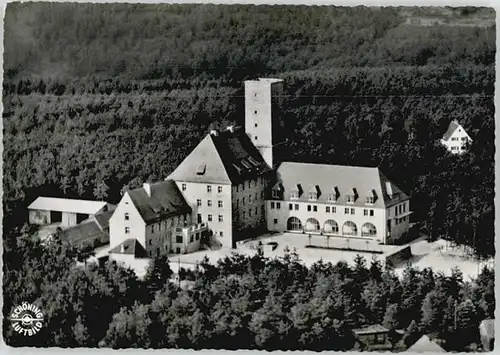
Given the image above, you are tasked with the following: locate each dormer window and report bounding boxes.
[308,192,317,200]
[346,188,358,203]
[290,191,298,199]
[272,190,280,199]
[196,164,206,175]
[366,189,377,204]
[290,184,302,199]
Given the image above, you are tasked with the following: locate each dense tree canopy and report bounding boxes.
[2,4,496,349]
[3,233,495,350]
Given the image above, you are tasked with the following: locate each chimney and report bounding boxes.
[385,182,393,198]
[143,182,151,197]
[210,129,218,136]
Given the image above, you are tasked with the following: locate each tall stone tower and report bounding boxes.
[244,78,284,169]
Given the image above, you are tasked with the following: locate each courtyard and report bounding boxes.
[168,232,493,280]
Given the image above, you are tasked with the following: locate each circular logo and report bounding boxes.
[9,302,44,336]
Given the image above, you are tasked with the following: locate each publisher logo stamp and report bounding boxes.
[9,302,44,336]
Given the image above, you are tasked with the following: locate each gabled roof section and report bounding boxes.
[28,197,107,215]
[442,120,462,141]
[168,135,232,184]
[61,221,108,246]
[407,335,446,353]
[272,182,284,191]
[109,239,148,258]
[93,210,114,230]
[211,130,272,184]
[275,162,409,208]
[127,180,191,224]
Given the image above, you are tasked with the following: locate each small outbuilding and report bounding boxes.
[28,197,111,227]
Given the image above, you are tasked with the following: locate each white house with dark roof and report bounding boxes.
[109,180,208,258]
[440,120,472,154]
[266,162,411,244]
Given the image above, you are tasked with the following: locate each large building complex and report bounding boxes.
[102,78,412,256]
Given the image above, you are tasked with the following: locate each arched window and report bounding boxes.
[323,220,339,234]
[305,218,320,232]
[342,221,358,236]
[287,217,302,231]
[361,223,377,237]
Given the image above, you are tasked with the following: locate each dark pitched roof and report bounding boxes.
[212,130,271,184]
[442,120,461,141]
[275,162,409,208]
[168,130,271,185]
[94,210,113,230]
[61,221,108,245]
[109,238,148,258]
[127,180,191,224]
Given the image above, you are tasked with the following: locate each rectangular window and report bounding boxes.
[218,186,223,193]
[249,209,252,217]
[255,207,258,215]
[326,206,330,213]
[125,227,130,234]
[307,205,311,212]
[182,183,187,191]
[190,235,194,243]
[176,247,181,254]
[218,215,223,222]
[176,235,183,243]
[313,205,317,212]
[249,195,252,203]
[403,203,406,213]
[197,199,202,207]
[289,203,293,210]
[255,192,258,200]
[242,183,245,191]
[351,208,355,215]
[236,199,239,208]
[370,209,374,216]
[366,196,375,204]
[197,213,202,223]
[208,214,212,222]
[332,206,336,213]
[207,185,212,193]
[124,213,129,221]
[276,202,281,209]
[274,218,278,224]
[271,202,275,209]
[242,197,246,205]
[218,200,223,208]
[220,231,223,237]
[149,239,152,246]
[195,233,200,241]
[295,204,299,211]
[248,181,251,189]
[364,209,368,216]
[243,211,246,219]
[345,208,349,214]
[207,200,212,207]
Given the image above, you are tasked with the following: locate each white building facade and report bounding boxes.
[440,120,472,154]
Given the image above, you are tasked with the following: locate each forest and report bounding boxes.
[1,3,496,349]
[3,231,495,350]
